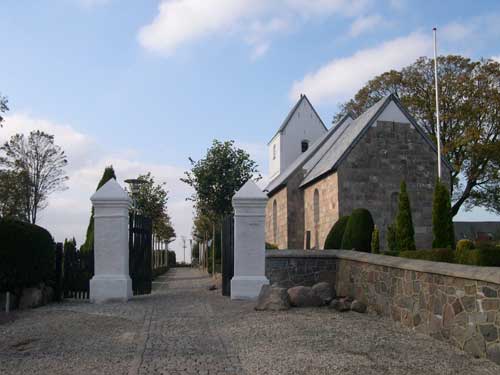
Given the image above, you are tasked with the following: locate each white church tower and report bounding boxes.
[268,94,327,180]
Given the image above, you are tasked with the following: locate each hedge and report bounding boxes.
[324,216,349,249]
[399,248,455,263]
[341,209,374,252]
[456,243,500,267]
[0,219,55,292]
[266,242,279,250]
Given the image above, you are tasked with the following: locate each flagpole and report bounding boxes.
[433,27,442,180]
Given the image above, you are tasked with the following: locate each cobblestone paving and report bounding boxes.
[1,268,499,375]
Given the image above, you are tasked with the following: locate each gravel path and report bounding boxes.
[1,268,499,374]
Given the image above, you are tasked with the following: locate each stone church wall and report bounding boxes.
[303,172,339,249]
[265,187,288,249]
[337,120,451,250]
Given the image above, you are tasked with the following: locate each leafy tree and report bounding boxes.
[0,170,28,221]
[181,140,260,273]
[182,140,261,221]
[0,130,68,223]
[386,223,397,252]
[336,56,500,216]
[432,179,455,249]
[134,172,176,243]
[395,181,416,251]
[0,94,8,127]
[81,166,116,253]
[341,208,374,252]
[371,225,380,254]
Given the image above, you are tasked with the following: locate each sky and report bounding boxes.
[1,0,500,262]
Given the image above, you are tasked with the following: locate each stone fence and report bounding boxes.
[265,249,500,364]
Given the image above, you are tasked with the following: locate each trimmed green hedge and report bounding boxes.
[399,248,455,263]
[0,219,55,292]
[324,216,350,249]
[341,209,374,252]
[456,243,500,267]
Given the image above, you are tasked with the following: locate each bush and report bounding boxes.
[383,251,399,257]
[432,180,454,249]
[386,224,397,252]
[324,216,350,249]
[461,243,500,267]
[341,209,374,252]
[396,181,416,251]
[399,248,455,263]
[266,242,278,250]
[455,239,475,264]
[371,225,380,254]
[0,219,55,292]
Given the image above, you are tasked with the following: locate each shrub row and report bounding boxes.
[399,248,455,263]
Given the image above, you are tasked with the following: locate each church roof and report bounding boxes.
[299,93,452,187]
[264,113,353,194]
[268,94,328,145]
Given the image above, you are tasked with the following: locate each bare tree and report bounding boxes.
[0,93,8,127]
[0,130,68,223]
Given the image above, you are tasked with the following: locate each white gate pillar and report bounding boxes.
[89,179,133,303]
[231,180,269,300]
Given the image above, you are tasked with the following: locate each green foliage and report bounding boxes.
[386,224,398,252]
[336,56,500,216]
[455,242,500,267]
[181,140,261,222]
[167,250,176,266]
[455,239,475,264]
[324,216,350,249]
[134,172,176,243]
[0,130,68,223]
[371,225,380,254]
[192,241,200,260]
[399,248,455,263]
[0,219,55,292]
[81,166,116,253]
[432,180,455,249]
[383,251,399,257]
[0,169,28,221]
[341,209,374,252]
[265,242,279,250]
[395,181,416,251]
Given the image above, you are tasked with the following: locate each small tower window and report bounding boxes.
[273,144,276,160]
[301,140,309,153]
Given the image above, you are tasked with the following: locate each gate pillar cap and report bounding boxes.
[233,180,266,203]
[91,179,131,204]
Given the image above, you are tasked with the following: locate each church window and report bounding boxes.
[301,140,309,153]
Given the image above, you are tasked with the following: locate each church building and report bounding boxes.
[264,93,450,250]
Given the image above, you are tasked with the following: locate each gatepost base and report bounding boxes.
[90,275,132,303]
[231,276,269,300]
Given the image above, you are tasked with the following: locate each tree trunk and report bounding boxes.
[451,179,476,217]
[212,223,215,279]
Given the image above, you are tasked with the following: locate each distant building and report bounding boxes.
[454,221,500,242]
[264,94,451,250]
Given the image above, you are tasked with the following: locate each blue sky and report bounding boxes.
[1,0,500,260]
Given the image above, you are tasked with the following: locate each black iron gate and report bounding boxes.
[60,241,94,299]
[129,213,153,295]
[221,214,234,296]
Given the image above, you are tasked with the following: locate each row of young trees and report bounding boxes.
[182,140,260,272]
[384,180,454,252]
[0,95,68,223]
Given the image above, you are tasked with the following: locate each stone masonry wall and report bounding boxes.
[304,172,339,249]
[337,120,451,249]
[286,170,307,249]
[265,250,500,364]
[266,250,337,288]
[265,187,288,249]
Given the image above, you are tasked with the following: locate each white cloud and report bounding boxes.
[441,22,473,42]
[492,56,500,63]
[349,14,383,37]
[289,32,432,104]
[1,113,194,262]
[138,0,372,57]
